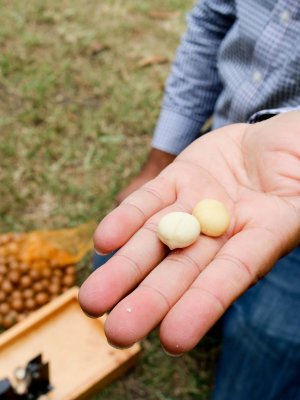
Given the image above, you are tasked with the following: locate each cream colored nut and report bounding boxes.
[192,199,230,237]
[157,212,201,250]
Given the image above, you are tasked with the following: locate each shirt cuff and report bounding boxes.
[248,106,300,124]
[152,109,203,155]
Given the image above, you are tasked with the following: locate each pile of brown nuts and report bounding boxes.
[0,233,76,329]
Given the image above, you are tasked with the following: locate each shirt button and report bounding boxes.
[280,10,290,23]
[252,70,262,82]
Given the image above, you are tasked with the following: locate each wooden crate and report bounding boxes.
[0,287,141,399]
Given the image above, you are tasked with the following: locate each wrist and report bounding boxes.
[144,148,176,175]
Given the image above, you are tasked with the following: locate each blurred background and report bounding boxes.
[0,1,220,398]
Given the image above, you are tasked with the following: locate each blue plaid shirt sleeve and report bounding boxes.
[152,0,235,155]
[152,0,300,154]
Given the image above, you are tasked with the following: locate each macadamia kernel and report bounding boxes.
[157,212,201,250]
[192,199,230,237]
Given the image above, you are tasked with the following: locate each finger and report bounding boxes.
[94,176,176,254]
[79,199,196,317]
[159,227,282,355]
[102,234,228,348]
[79,226,166,317]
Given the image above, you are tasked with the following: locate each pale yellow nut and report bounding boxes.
[192,199,230,237]
[157,212,201,250]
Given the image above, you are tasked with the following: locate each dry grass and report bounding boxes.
[0,1,220,398]
[0,0,188,231]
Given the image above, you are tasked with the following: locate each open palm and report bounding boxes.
[79,111,300,355]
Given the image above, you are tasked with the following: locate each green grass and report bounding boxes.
[0,0,190,231]
[93,329,220,400]
[0,1,220,398]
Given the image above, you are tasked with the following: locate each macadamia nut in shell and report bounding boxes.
[192,199,230,237]
[157,212,201,250]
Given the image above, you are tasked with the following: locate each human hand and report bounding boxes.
[80,111,300,355]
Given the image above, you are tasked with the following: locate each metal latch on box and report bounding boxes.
[0,354,52,399]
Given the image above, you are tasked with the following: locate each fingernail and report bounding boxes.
[94,249,110,256]
[82,310,104,319]
[161,346,183,357]
[107,340,133,350]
